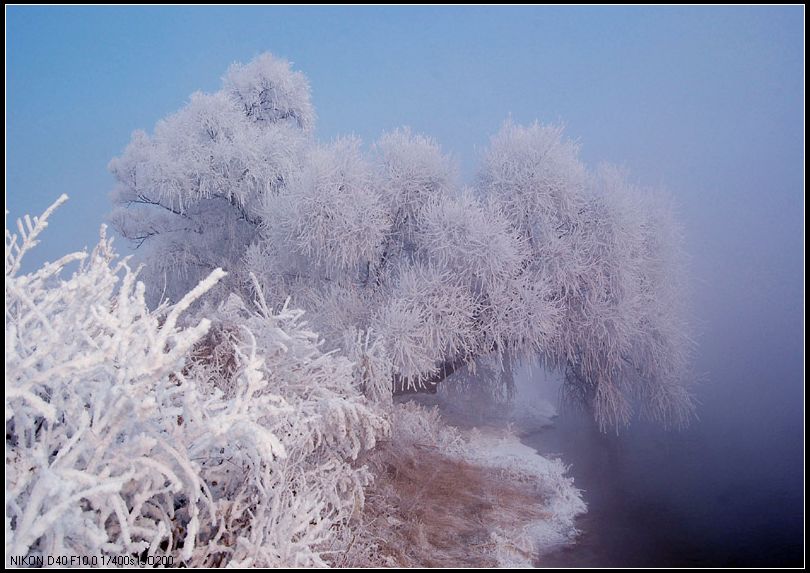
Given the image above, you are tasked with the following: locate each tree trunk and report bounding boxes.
[391,355,470,396]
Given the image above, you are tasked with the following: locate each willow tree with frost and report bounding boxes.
[109,53,694,431]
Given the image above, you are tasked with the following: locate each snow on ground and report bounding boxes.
[464,428,586,566]
[400,364,586,566]
[331,399,585,567]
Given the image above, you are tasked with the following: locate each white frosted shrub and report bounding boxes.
[5,198,387,567]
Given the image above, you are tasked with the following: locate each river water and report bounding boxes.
[426,335,803,568]
[526,404,803,567]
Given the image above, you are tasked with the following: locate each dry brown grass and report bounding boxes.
[328,441,549,567]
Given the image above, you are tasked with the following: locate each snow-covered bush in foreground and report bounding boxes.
[5,198,387,567]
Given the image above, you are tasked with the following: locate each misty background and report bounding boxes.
[7,6,804,566]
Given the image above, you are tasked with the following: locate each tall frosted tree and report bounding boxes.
[478,125,693,428]
[108,54,313,304]
[110,53,694,430]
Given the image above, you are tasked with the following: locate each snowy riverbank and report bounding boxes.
[383,389,586,567]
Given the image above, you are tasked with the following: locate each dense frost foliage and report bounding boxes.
[480,127,693,429]
[108,56,310,306]
[110,53,694,430]
[5,199,387,566]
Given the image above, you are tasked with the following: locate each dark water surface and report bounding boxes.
[522,273,805,568]
[527,404,803,568]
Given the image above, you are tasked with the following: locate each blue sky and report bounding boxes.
[7,6,804,354]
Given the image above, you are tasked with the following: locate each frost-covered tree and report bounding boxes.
[108,54,312,305]
[478,124,694,429]
[110,53,694,430]
[5,197,387,567]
